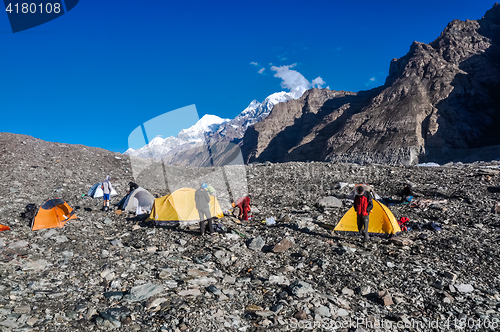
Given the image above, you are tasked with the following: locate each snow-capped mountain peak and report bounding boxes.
[125,90,297,161]
[177,114,230,141]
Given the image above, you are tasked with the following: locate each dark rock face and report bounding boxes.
[243,4,500,165]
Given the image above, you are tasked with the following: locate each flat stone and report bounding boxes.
[248,236,265,251]
[317,196,343,208]
[246,305,263,312]
[337,308,349,317]
[178,288,201,297]
[14,305,31,314]
[223,275,236,284]
[456,284,474,293]
[255,310,275,317]
[127,283,164,302]
[99,312,121,329]
[358,285,371,296]
[378,290,393,306]
[186,276,217,287]
[0,319,18,328]
[289,280,314,298]
[145,297,168,310]
[268,275,290,286]
[272,238,294,253]
[341,287,354,296]
[294,310,307,320]
[390,237,413,246]
[105,307,131,319]
[104,291,123,300]
[315,306,331,317]
[188,269,210,277]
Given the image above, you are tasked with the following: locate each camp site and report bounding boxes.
[2,136,500,331]
[2,2,500,330]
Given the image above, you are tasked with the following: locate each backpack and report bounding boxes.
[129,182,139,192]
[213,223,227,233]
[22,203,37,221]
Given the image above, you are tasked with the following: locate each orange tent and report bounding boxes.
[0,224,10,231]
[32,199,77,231]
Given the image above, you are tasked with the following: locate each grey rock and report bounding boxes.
[315,306,331,317]
[206,285,222,296]
[247,236,265,251]
[178,288,201,297]
[289,280,314,298]
[104,291,123,300]
[456,284,474,293]
[316,196,343,208]
[127,283,164,302]
[14,305,31,314]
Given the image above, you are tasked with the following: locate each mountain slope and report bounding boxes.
[126,91,295,167]
[242,4,500,165]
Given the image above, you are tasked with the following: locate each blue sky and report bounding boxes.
[0,0,496,152]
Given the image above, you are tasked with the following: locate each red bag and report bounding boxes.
[398,217,409,231]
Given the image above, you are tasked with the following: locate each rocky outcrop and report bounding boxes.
[243,4,500,165]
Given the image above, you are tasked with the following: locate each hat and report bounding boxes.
[201,183,208,189]
[355,185,365,196]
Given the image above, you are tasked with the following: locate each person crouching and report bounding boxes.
[353,185,373,242]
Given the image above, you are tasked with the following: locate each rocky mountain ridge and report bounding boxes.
[242,4,500,165]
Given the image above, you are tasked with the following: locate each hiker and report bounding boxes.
[128,182,139,194]
[195,183,213,235]
[206,184,216,197]
[401,184,413,202]
[353,185,373,242]
[232,195,251,221]
[102,175,114,211]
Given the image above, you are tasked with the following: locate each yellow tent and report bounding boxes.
[334,200,401,235]
[149,188,224,223]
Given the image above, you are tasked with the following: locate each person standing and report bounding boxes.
[102,175,114,211]
[353,185,373,242]
[195,183,213,235]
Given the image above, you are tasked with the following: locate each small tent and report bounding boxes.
[149,187,224,224]
[87,182,117,198]
[334,200,401,236]
[116,187,155,214]
[32,199,77,231]
[0,223,10,231]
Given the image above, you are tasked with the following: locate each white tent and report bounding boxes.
[116,187,155,214]
[88,183,117,198]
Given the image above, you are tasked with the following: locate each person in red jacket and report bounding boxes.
[353,185,373,242]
